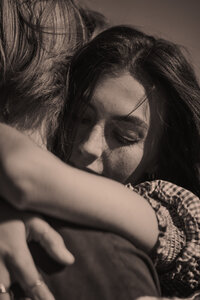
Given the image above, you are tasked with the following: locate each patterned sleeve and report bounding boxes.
[126,180,200,298]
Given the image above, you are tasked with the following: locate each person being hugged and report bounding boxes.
[0,25,200,298]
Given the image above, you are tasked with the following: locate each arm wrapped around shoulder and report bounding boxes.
[128,180,200,298]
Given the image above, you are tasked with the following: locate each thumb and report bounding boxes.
[26,216,75,265]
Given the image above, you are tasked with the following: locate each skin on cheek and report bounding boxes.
[69,74,151,182]
[106,144,144,183]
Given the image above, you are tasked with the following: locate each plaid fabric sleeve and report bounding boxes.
[136,289,200,300]
[126,180,200,298]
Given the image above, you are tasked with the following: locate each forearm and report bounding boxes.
[23,161,158,251]
[0,123,158,251]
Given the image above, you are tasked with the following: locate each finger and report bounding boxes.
[28,217,75,265]
[0,262,11,300]
[28,280,55,300]
[39,224,75,264]
[6,242,55,300]
[0,293,11,300]
[0,285,11,300]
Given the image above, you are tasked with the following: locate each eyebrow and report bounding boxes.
[87,102,148,130]
[113,115,148,130]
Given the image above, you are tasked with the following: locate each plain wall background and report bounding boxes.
[82,0,200,80]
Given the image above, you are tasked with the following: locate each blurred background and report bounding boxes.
[82,0,200,80]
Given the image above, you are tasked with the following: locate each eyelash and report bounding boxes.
[113,131,139,146]
[77,116,140,146]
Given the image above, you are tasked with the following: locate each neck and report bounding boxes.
[23,124,47,150]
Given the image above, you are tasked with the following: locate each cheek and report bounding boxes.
[104,144,144,183]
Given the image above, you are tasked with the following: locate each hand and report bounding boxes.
[0,201,74,300]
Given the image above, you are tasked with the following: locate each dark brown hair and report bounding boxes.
[57,25,200,196]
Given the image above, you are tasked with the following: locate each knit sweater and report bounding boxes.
[127,180,200,298]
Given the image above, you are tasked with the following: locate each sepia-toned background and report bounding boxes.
[82,0,200,80]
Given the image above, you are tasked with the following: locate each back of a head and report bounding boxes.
[65,25,200,196]
[0,0,88,141]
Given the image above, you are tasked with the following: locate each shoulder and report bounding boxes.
[127,179,200,226]
[127,180,200,297]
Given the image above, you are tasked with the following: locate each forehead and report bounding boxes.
[91,73,149,122]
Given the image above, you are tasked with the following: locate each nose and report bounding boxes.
[79,124,104,161]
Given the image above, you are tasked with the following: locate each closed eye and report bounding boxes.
[113,131,141,146]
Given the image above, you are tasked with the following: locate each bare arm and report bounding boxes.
[0,123,158,252]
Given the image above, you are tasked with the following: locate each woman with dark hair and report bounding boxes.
[64,25,200,197]
[0,25,200,299]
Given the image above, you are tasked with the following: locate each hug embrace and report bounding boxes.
[0,1,200,299]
